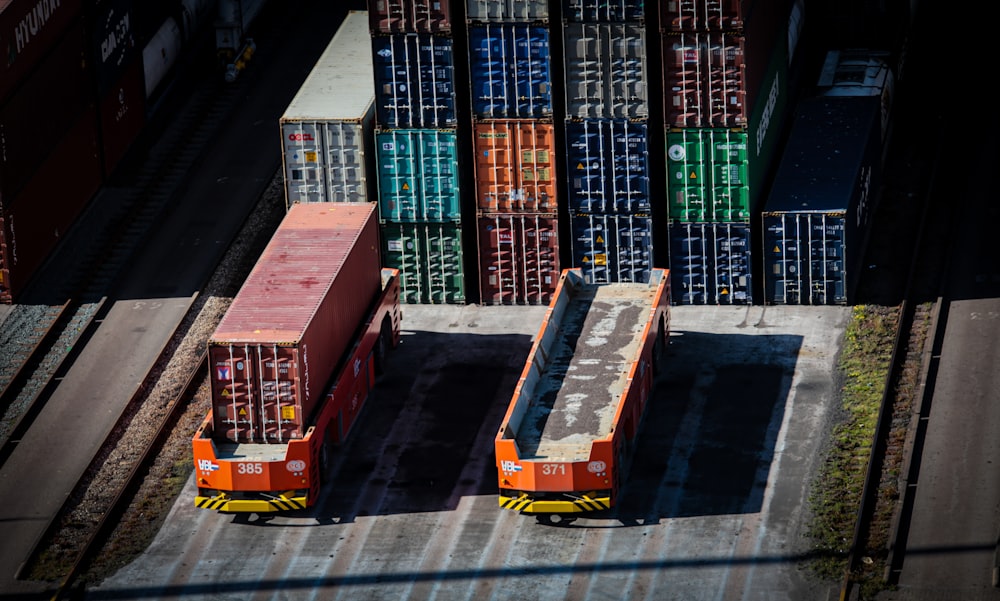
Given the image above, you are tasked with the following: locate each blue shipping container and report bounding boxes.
[372,33,457,128]
[468,24,552,120]
[570,213,653,284]
[376,129,462,222]
[762,96,881,305]
[565,119,650,214]
[668,221,752,305]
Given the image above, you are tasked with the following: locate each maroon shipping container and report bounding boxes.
[91,0,141,96]
[662,20,787,128]
[1,104,102,303]
[0,0,85,103]
[0,16,92,200]
[208,203,382,444]
[367,0,451,33]
[660,0,749,32]
[478,212,560,305]
[98,55,146,177]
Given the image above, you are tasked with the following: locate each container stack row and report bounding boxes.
[368,2,467,304]
[563,1,654,286]
[467,1,560,305]
[662,0,804,304]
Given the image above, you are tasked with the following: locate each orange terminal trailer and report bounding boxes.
[495,267,670,520]
[192,202,401,512]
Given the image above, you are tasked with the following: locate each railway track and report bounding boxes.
[50,353,208,600]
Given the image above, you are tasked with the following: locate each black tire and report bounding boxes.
[319,434,332,484]
[374,317,392,376]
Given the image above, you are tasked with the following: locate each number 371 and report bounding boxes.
[542,464,566,476]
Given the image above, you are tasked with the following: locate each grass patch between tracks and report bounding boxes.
[807,304,899,584]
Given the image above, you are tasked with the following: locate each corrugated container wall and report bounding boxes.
[668,221,752,305]
[368,0,452,33]
[93,0,146,178]
[473,121,556,213]
[570,213,653,284]
[1,18,92,201]
[381,221,466,303]
[468,23,552,120]
[208,203,382,443]
[372,32,457,128]
[762,96,881,305]
[376,128,462,221]
[280,11,376,206]
[564,22,647,120]
[477,213,559,305]
[2,105,108,303]
[0,0,85,103]
[660,0,749,32]
[466,0,547,22]
[564,119,649,215]
[563,0,645,22]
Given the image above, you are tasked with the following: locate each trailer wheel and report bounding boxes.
[652,320,667,376]
[319,434,332,484]
[374,317,392,376]
[537,514,576,527]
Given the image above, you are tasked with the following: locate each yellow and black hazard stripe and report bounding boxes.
[499,493,611,515]
[195,492,309,513]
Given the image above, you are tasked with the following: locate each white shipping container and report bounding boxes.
[279,11,376,208]
[564,22,648,120]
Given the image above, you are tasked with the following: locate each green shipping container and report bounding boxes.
[380,221,466,304]
[376,129,463,222]
[666,35,790,222]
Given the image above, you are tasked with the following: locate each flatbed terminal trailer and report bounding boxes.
[193,203,401,512]
[495,267,670,520]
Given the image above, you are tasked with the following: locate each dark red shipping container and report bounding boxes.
[661,0,791,128]
[208,203,383,443]
[91,0,141,96]
[98,55,146,177]
[0,16,92,200]
[660,0,749,32]
[477,212,560,305]
[0,0,85,103]
[367,0,451,33]
[1,104,102,303]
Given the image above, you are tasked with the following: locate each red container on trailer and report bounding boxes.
[0,0,85,103]
[367,0,452,33]
[208,203,382,444]
[473,121,557,213]
[1,104,102,303]
[477,212,560,305]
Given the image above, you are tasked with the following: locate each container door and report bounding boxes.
[323,121,366,202]
[210,344,304,443]
[282,121,326,205]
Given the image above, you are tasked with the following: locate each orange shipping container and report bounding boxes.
[473,121,557,213]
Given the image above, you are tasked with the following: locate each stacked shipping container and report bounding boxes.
[368,0,467,303]
[662,0,803,304]
[563,0,653,285]
[279,11,376,208]
[468,1,560,304]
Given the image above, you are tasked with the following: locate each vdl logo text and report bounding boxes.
[500,460,522,473]
[198,459,219,472]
